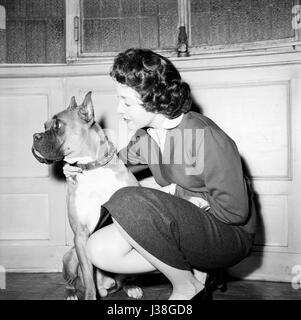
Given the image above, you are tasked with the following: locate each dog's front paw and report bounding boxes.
[65,287,81,300]
[123,285,143,299]
[66,294,79,300]
[96,269,120,297]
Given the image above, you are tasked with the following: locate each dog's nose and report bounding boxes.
[33,133,42,141]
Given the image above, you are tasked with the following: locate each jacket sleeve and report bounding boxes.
[204,127,249,225]
[118,129,148,165]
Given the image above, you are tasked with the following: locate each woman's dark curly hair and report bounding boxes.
[110,48,192,119]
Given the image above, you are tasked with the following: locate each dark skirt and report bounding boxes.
[102,186,254,271]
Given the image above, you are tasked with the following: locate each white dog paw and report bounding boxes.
[102,276,116,290]
[96,269,118,297]
[97,287,108,297]
[66,294,79,300]
[124,285,143,299]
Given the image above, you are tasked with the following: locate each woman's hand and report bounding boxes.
[173,184,211,211]
[159,184,176,195]
[63,163,83,184]
[186,196,211,211]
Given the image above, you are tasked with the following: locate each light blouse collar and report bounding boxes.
[161,113,184,129]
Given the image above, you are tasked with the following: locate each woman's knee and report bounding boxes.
[86,224,133,267]
[110,186,142,204]
[86,231,109,264]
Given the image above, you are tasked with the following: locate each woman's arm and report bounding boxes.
[204,127,249,225]
[118,129,149,166]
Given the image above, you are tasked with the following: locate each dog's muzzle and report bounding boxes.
[32,132,64,164]
[31,146,55,164]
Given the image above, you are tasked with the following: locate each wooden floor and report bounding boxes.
[0,272,300,300]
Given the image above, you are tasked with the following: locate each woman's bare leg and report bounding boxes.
[112,218,204,300]
[193,269,208,285]
[86,223,156,274]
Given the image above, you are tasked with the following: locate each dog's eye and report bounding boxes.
[53,120,62,130]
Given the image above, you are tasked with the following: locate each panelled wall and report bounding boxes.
[180,62,301,281]
[0,52,301,282]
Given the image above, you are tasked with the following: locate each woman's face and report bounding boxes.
[116,82,156,130]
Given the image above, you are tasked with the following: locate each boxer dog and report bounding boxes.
[32,92,142,300]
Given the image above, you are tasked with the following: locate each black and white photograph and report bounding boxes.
[0,0,301,309]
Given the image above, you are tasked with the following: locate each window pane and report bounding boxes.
[80,0,179,54]
[141,0,158,16]
[46,19,65,63]
[191,0,294,47]
[250,4,272,42]
[228,6,251,44]
[159,0,178,15]
[120,18,140,48]
[121,0,140,17]
[0,29,5,63]
[26,20,46,63]
[159,14,178,49]
[271,0,293,39]
[6,20,26,63]
[0,0,66,64]
[83,0,101,18]
[100,19,121,51]
[159,0,178,49]
[101,0,120,18]
[83,19,102,52]
[141,16,159,48]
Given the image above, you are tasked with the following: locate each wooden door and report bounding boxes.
[0,78,68,272]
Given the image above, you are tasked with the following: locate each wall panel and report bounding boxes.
[191,82,290,179]
[0,94,49,178]
[0,194,49,240]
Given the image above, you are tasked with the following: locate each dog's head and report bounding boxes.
[32,91,96,164]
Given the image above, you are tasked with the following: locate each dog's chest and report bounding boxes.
[72,165,138,231]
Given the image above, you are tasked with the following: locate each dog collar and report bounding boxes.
[73,140,116,171]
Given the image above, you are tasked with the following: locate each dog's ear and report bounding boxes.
[68,96,78,111]
[79,91,94,123]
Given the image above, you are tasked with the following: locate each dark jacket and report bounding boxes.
[119,111,257,235]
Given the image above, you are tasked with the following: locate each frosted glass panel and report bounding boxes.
[6,20,26,63]
[81,0,178,53]
[121,0,139,17]
[141,0,158,16]
[45,19,65,63]
[25,20,46,63]
[159,14,178,49]
[191,0,293,47]
[120,18,140,48]
[141,17,159,48]
[1,0,65,64]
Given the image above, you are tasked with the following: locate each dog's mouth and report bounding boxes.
[32,146,54,164]
[32,146,63,164]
